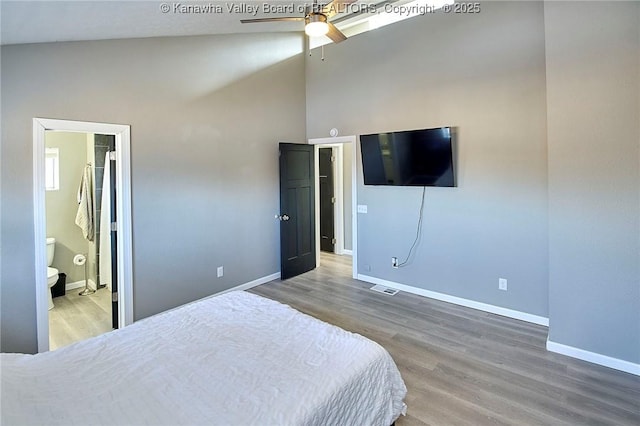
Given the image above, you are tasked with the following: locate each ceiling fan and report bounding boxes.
[240,0,357,43]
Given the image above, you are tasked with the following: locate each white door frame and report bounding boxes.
[33,118,134,352]
[309,135,357,279]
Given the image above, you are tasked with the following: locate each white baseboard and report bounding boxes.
[547,339,640,376]
[341,249,353,256]
[66,279,97,291]
[217,272,281,296]
[357,274,549,326]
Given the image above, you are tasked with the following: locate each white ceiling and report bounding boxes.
[1,0,313,46]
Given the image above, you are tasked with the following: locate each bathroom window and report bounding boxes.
[45,148,60,191]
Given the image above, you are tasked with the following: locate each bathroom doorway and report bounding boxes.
[44,131,114,350]
[33,118,133,353]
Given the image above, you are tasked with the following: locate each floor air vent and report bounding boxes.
[370,285,399,296]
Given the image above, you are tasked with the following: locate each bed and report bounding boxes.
[1,291,407,425]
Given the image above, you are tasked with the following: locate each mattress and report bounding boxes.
[1,291,407,425]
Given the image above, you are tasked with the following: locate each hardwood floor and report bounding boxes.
[249,253,640,426]
[48,286,112,350]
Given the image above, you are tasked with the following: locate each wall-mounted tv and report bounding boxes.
[360,127,455,187]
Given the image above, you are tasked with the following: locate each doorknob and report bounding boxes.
[278,214,290,221]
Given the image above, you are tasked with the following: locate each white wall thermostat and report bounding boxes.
[330,128,339,137]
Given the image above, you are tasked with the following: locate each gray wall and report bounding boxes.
[545,2,640,363]
[45,131,89,284]
[1,33,306,353]
[307,1,549,317]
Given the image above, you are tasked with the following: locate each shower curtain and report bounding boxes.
[99,151,112,290]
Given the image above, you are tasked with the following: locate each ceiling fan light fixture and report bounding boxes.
[305,14,329,37]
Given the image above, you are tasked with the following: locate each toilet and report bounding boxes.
[46,237,59,310]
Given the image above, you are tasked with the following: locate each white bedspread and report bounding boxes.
[1,291,407,425]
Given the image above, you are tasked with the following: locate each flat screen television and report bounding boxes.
[360,127,455,187]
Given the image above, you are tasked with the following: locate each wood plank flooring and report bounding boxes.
[49,287,112,350]
[249,253,640,426]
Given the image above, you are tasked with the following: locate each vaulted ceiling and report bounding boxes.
[1,0,425,46]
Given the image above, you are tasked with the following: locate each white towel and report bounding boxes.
[75,164,94,241]
[99,152,112,290]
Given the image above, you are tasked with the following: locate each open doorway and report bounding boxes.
[44,131,114,350]
[310,136,357,278]
[319,147,337,254]
[33,118,133,353]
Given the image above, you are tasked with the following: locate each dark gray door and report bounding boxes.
[319,148,335,253]
[279,143,316,280]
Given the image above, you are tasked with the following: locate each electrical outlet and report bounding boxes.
[217,266,224,278]
[498,278,508,291]
[392,257,399,268]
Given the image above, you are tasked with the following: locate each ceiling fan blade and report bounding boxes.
[326,22,347,43]
[322,0,358,18]
[240,17,305,24]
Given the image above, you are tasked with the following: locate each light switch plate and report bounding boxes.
[357,205,368,214]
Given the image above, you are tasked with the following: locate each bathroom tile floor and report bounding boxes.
[48,287,113,351]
